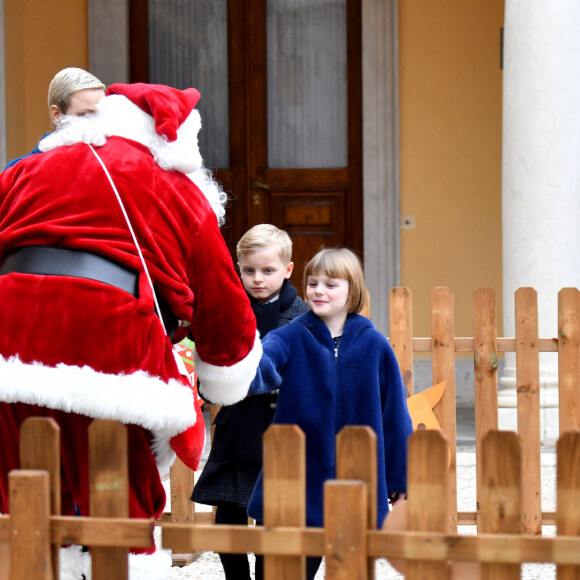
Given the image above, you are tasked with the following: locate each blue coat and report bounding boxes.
[247,311,413,528]
[4,133,50,169]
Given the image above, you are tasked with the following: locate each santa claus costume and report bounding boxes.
[0,83,261,579]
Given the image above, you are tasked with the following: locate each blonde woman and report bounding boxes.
[5,67,105,168]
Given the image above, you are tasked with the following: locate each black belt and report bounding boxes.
[0,246,139,297]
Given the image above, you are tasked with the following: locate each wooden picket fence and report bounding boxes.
[387,286,580,535]
[3,417,580,579]
[0,418,154,580]
[158,285,580,537]
[3,285,580,578]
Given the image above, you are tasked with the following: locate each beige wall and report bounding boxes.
[399,0,504,338]
[4,0,88,160]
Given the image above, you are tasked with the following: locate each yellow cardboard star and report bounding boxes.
[406,380,450,466]
[406,380,446,432]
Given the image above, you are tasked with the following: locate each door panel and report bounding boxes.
[146,0,230,168]
[265,0,348,169]
[130,0,362,293]
[270,191,346,279]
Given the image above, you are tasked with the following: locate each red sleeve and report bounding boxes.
[188,213,262,405]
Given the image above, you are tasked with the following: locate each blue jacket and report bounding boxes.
[247,310,413,528]
[4,133,51,170]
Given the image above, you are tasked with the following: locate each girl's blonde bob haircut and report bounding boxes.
[303,247,367,314]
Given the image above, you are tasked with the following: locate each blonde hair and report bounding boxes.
[236,224,293,264]
[303,247,367,314]
[47,68,105,114]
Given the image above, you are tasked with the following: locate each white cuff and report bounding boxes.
[195,330,262,405]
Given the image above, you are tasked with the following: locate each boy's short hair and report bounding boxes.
[47,67,105,114]
[303,247,367,314]
[236,224,293,264]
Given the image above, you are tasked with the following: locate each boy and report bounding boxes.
[193,224,308,580]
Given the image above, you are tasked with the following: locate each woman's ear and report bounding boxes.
[49,104,62,127]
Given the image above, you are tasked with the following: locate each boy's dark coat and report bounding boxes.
[193,280,308,506]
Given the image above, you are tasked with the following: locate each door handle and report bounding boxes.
[253,180,270,190]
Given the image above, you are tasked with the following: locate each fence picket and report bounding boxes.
[168,458,200,565]
[263,424,306,579]
[407,430,451,579]
[19,418,61,513]
[324,481,368,579]
[431,286,457,530]
[481,431,521,580]
[169,459,195,524]
[473,287,499,530]
[0,526,8,580]
[336,426,377,579]
[20,417,61,577]
[9,470,53,580]
[89,420,129,580]
[389,287,414,394]
[556,431,580,579]
[558,288,580,434]
[515,288,542,535]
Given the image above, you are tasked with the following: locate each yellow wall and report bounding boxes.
[399,0,504,338]
[4,0,89,160]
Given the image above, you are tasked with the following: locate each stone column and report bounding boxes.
[500,0,580,442]
[362,0,400,335]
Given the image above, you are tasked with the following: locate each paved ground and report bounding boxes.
[162,409,558,579]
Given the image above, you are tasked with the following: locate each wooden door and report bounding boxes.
[130,0,363,292]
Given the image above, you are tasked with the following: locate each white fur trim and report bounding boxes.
[195,330,262,406]
[151,109,202,173]
[61,546,172,580]
[60,545,85,580]
[128,550,172,580]
[0,355,196,475]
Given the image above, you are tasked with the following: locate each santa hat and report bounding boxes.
[106,83,201,143]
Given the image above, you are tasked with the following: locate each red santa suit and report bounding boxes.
[0,83,261,578]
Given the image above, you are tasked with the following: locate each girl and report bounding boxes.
[247,247,413,579]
